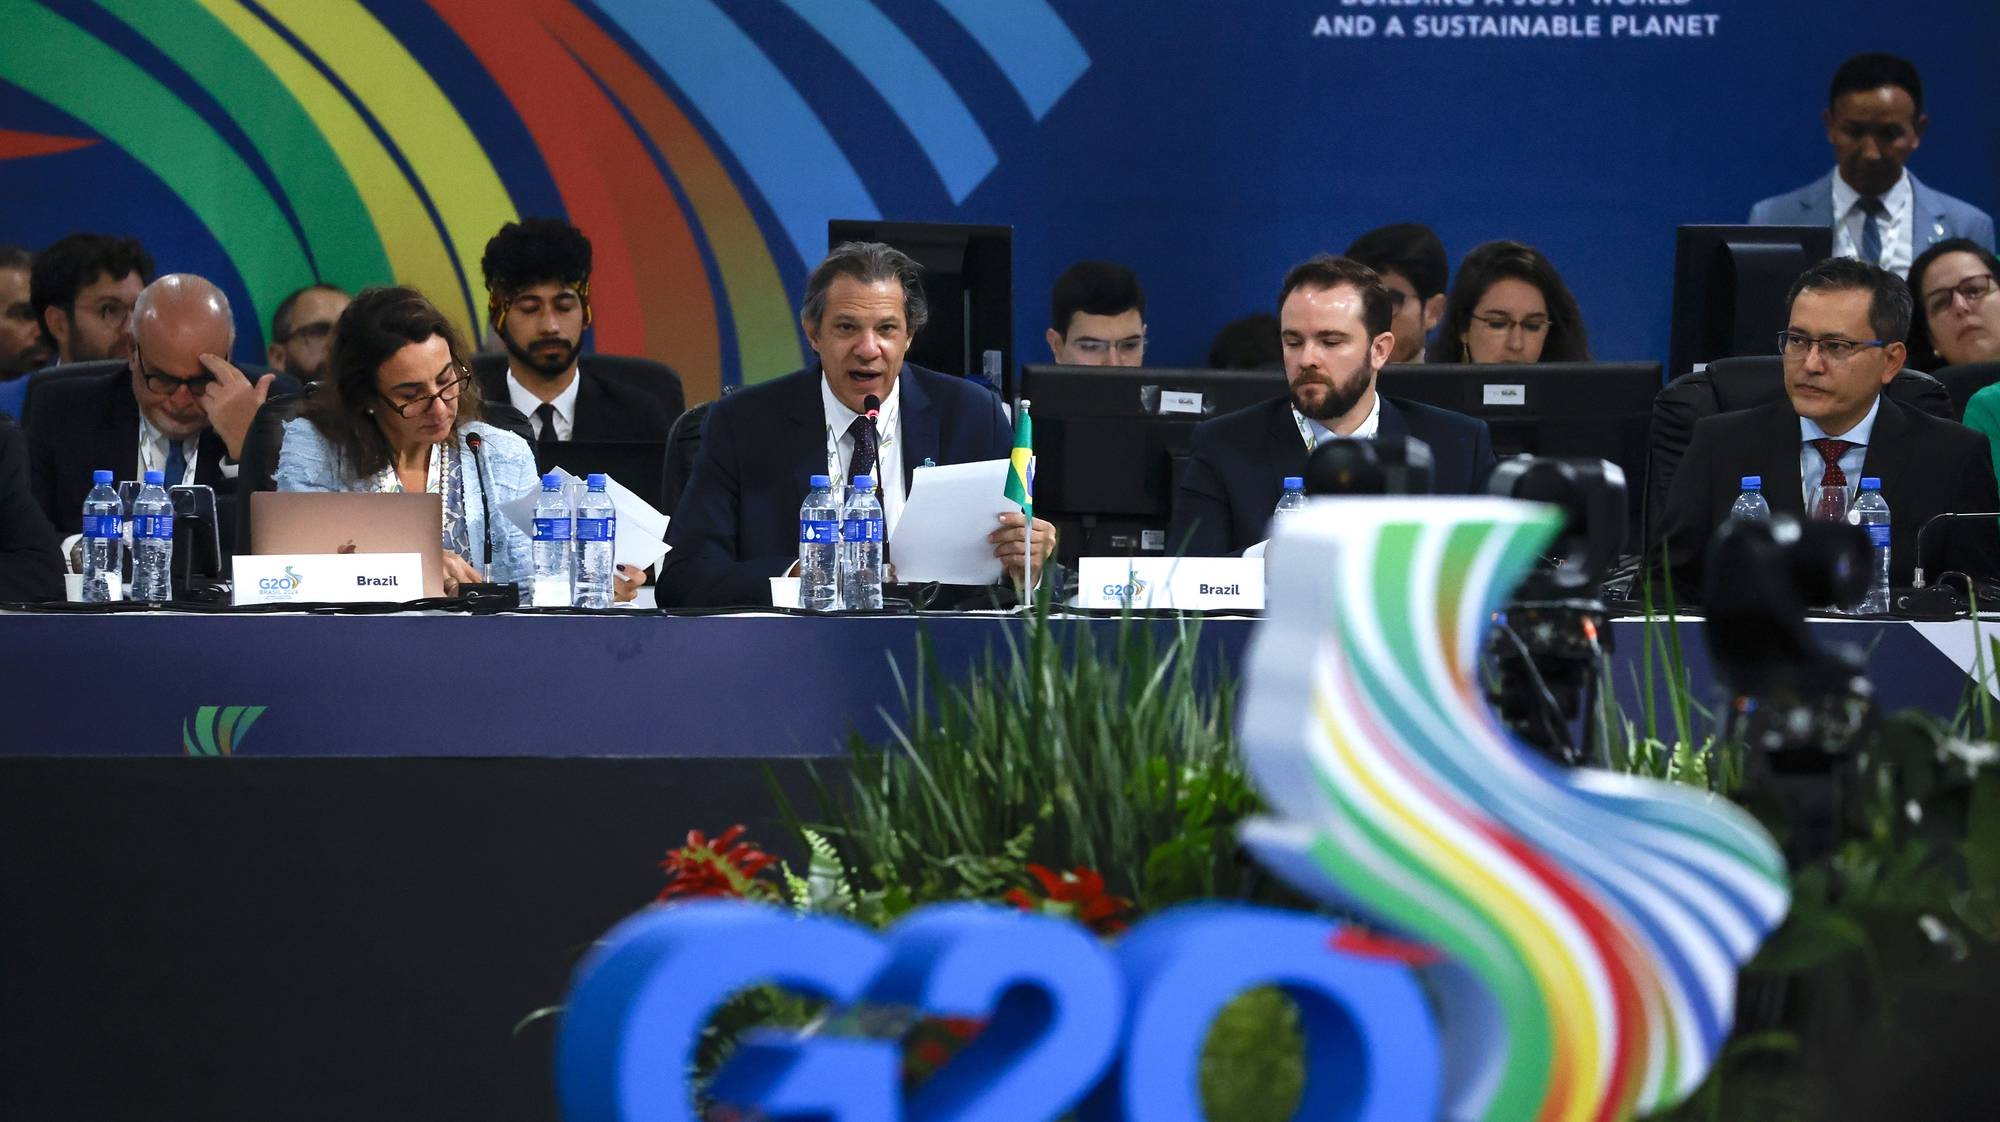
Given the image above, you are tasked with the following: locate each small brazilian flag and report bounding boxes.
[1004,400,1033,520]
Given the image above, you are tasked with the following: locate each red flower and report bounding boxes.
[1003,864,1134,935]
[658,825,779,903]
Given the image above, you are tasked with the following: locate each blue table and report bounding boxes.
[0,610,1986,757]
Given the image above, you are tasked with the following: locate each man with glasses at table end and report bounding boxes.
[27,273,289,534]
[1343,222,1448,364]
[1046,260,1146,367]
[1657,257,2000,601]
[1749,53,1994,273]
[265,283,350,383]
[28,232,153,365]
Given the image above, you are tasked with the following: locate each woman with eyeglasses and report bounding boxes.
[1907,238,2000,371]
[272,286,543,596]
[1431,240,1592,365]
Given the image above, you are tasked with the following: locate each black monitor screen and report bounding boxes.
[827,219,1011,386]
[1021,364,1285,560]
[1669,224,1833,381]
[1377,361,1662,539]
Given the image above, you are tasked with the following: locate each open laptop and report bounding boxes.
[249,492,447,598]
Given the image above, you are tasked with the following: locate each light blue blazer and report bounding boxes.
[1749,170,1996,255]
[273,418,539,584]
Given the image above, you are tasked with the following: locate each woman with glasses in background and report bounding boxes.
[1432,240,1592,365]
[273,286,549,596]
[1912,239,2000,481]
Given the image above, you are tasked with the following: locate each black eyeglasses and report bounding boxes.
[377,364,470,418]
[136,346,216,398]
[1776,331,1886,363]
[279,320,336,345]
[1924,274,1996,318]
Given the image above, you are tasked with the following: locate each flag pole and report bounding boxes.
[1022,398,1034,598]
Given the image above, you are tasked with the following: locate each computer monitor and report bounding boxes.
[827,220,1012,388]
[1020,364,1285,562]
[1669,224,1834,381]
[1376,361,1662,544]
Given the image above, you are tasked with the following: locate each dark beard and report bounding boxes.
[503,332,580,379]
[1289,357,1373,422]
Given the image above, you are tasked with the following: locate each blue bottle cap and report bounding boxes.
[852,474,874,490]
[586,472,608,490]
[92,469,113,484]
[1741,476,1761,490]
[809,474,831,488]
[1283,476,1304,490]
[541,472,564,489]
[1860,476,1881,491]
[143,470,164,485]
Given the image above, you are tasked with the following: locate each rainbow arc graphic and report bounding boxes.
[0,0,1088,398]
[1240,497,1790,1121]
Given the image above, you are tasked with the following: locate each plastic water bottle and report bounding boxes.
[81,469,124,603]
[1728,476,1772,523]
[573,473,616,609]
[839,473,884,611]
[1272,476,1308,529]
[530,471,573,607]
[1848,477,1891,614]
[130,470,174,603]
[798,473,841,611]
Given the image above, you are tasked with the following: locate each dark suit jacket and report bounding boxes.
[26,370,241,535]
[1656,395,2000,600]
[1169,394,1499,557]
[0,419,63,602]
[659,364,1010,607]
[476,360,681,443]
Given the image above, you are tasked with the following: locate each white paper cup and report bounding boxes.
[64,573,84,602]
[769,576,801,607]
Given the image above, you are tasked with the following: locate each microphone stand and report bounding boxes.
[459,431,519,611]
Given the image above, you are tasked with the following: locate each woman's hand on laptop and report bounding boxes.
[441,552,482,597]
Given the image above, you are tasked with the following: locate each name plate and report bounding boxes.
[1076,556,1264,611]
[232,553,426,606]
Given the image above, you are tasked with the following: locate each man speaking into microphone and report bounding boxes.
[660,242,1056,607]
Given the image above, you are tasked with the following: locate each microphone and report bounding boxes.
[863,393,881,421]
[1911,510,2000,589]
[465,431,495,576]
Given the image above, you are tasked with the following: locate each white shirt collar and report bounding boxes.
[1831,166,1911,221]
[819,370,901,442]
[135,411,199,484]
[1292,390,1382,448]
[1800,392,1882,445]
[507,366,581,439]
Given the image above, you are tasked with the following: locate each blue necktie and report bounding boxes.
[163,438,186,486]
[1858,196,1886,267]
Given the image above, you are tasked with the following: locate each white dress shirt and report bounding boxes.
[136,414,225,484]
[1830,168,1914,275]
[508,368,581,441]
[1798,394,1880,510]
[1292,390,1383,449]
[820,373,906,534]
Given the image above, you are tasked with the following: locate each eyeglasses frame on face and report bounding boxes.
[76,297,134,327]
[1469,312,1551,335]
[134,343,217,398]
[1923,273,1997,319]
[1775,330,1888,363]
[377,361,470,418]
[278,320,336,346]
[1070,335,1147,357]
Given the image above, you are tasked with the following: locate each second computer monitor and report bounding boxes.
[1669,224,1834,382]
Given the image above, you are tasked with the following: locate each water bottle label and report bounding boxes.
[800,518,838,544]
[133,514,174,540]
[1868,524,1891,548]
[841,517,884,543]
[534,517,573,542]
[82,513,123,538]
[576,516,615,542]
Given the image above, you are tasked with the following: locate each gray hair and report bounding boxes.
[799,241,928,334]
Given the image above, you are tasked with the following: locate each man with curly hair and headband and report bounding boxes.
[476,218,682,445]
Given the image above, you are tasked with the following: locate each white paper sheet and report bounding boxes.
[498,466,672,574]
[890,459,1013,585]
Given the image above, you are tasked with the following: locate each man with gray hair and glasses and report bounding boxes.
[661,241,1056,607]
[1656,257,2000,600]
[28,273,285,533]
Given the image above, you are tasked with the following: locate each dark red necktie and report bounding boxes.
[1809,437,1855,519]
